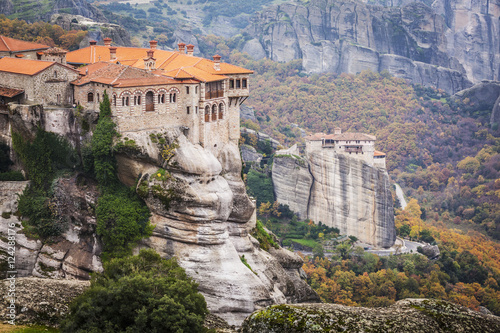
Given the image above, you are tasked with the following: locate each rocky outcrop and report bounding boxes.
[241,145,263,164]
[1,0,105,23]
[0,277,90,326]
[111,129,319,326]
[245,0,500,93]
[0,176,103,280]
[50,14,132,47]
[240,299,500,333]
[272,149,395,248]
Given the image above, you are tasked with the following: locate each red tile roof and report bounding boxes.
[66,45,253,82]
[0,36,50,52]
[0,86,24,98]
[72,62,180,87]
[374,151,386,157]
[0,57,55,75]
[305,132,376,141]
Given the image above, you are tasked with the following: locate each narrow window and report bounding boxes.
[54,71,57,78]
[97,93,100,102]
[242,78,247,88]
[138,95,141,105]
[134,96,137,105]
[158,95,161,104]
[187,106,190,114]
[186,86,190,94]
[126,96,129,106]
[219,103,224,119]
[122,97,125,106]
[161,94,165,103]
[88,92,94,102]
[195,86,198,94]
[169,94,173,103]
[236,79,241,88]
[173,93,176,103]
[229,79,234,89]
[195,106,198,114]
[113,95,116,106]
[205,105,210,122]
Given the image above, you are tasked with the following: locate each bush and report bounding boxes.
[60,249,209,333]
[0,170,24,181]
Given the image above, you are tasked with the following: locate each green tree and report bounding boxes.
[61,249,209,333]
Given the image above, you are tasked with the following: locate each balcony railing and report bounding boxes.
[205,90,224,100]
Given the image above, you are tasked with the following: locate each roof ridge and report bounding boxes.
[0,36,9,51]
[158,52,179,69]
[111,64,129,84]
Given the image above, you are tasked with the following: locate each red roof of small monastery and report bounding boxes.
[0,57,55,76]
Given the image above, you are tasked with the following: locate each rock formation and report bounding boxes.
[240,299,500,332]
[0,277,90,326]
[245,0,500,93]
[114,129,319,325]
[2,104,319,326]
[272,147,395,248]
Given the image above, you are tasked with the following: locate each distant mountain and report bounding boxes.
[244,0,499,93]
[0,0,106,23]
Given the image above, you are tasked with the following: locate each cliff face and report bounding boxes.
[246,0,499,93]
[272,150,395,248]
[1,105,319,326]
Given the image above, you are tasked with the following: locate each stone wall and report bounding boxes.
[0,63,78,106]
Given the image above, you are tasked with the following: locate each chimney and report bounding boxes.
[178,42,186,54]
[103,37,112,47]
[149,40,158,50]
[89,40,97,46]
[334,127,342,135]
[147,49,154,58]
[186,44,194,56]
[110,46,117,61]
[213,54,221,71]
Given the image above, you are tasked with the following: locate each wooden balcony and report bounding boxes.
[204,90,224,100]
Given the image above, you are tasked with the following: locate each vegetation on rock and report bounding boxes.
[60,249,210,333]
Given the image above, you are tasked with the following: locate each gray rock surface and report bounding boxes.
[245,0,500,93]
[240,299,500,333]
[240,105,257,122]
[113,129,319,326]
[241,145,263,164]
[272,151,395,248]
[0,277,90,326]
[0,176,103,280]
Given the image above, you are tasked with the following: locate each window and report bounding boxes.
[205,105,210,122]
[195,86,198,94]
[113,95,116,106]
[195,106,198,114]
[212,104,217,121]
[146,91,154,111]
[161,94,165,103]
[126,96,129,106]
[138,95,141,105]
[88,92,94,102]
[229,79,234,89]
[236,79,241,88]
[134,96,137,105]
[158,95,161,104]
[170,93,176,103]
[97,93,100,102]
[242,78,247,88]
[122,97,125,106]
[54,71,57,78]
[186,86,190,94]
[187,106,190,114]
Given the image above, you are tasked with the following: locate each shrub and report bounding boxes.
[60,249,209,333]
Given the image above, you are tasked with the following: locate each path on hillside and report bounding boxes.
[394,183,407,209]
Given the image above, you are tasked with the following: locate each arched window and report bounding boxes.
[172,93,176,103]
[137,95,141,105]
[212,104,217,121]
[169,93,173,103]
[126,96,130,106]
[146,91,154,111]
[97,93,100,102]
[122,97,125,106]
[54,71,57,78]
[158,95,161,104]
[205,105,210,122]
[219,103,224,119]
[134,96,137,105]
[113,95,117,106]
[87,92,94,102]
[161,94,165,103]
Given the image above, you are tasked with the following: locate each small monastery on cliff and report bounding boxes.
[305,127,386,168]
[0,36,252,147]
